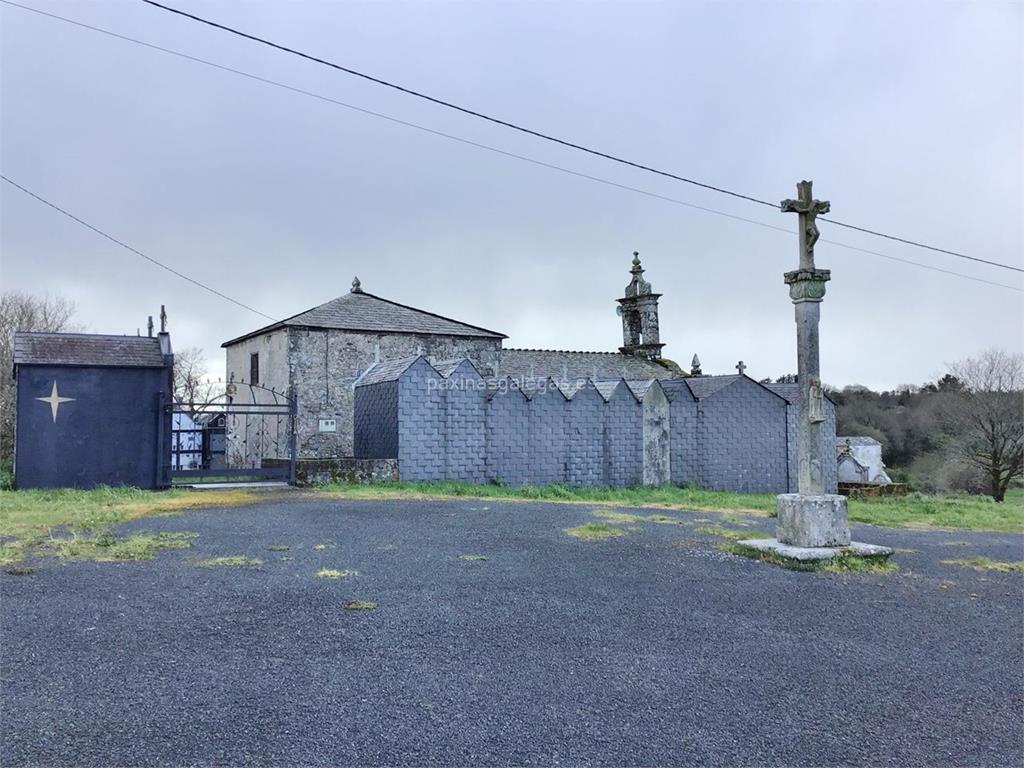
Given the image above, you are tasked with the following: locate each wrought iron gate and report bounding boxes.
[168,384,296,485]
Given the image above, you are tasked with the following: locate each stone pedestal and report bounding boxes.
[776,493,850,547]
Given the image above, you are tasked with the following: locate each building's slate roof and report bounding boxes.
[353,355,426,387]
[223,290,506,347]
[13,332,167,368]
[683,374,741,400]
[837,436,881,446]
[495,348,673,382]
[593,380,621,401]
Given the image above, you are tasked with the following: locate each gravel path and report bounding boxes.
[2,495,1022,767]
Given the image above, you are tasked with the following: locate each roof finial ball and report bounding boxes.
[631,250,641,269]
[351,276,363,294]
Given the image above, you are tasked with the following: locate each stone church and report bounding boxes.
[223,253,838,492]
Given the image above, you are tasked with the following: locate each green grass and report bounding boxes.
[47,531,197,562]
[197,555,263,568]
[695,525,772,541]
[940,556,1024,573]
[592,510,684,525]
[319,481,1024,533]
[724,541,897,573]
[565,522,626,540]
[458,554,489,561]
[0,485,269,564]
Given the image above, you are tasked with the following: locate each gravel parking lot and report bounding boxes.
[2,495,1022,767]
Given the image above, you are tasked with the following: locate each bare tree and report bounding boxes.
[943,349,1024,502]
[0,292,78,463]
[173,346,220,416]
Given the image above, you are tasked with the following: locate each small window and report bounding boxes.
[250,353,259,385]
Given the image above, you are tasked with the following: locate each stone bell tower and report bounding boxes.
[617,251,664,360]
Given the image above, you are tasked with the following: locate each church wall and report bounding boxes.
[287,328,500,458]
[668,394,698,487]
[695,378,789,493]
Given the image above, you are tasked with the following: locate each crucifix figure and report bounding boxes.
[781,180,830,271]
[735,361,747,376]
[160,305,168,333]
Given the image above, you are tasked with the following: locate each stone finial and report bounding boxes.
[160,305,168,333]
[351,276,363,293]
[631,250,641,269]
[147,316,154,337]
[690,354,702,376]
[736,360,747,376]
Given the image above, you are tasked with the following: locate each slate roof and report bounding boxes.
[13,332,167,368]
[353,356,425,387]
[223,290,506,347]
[683,374,742,400]
[495,348,673,381]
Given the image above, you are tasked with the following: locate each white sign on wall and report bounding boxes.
[318,418,337,433]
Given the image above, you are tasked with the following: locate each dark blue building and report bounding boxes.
[12,331,174,489]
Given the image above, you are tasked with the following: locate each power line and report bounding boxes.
[1,175,278,321]
[139,0,1022,276]
[4,0,1021,294]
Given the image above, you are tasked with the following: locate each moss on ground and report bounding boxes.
[940,556,1024,573]
[565,522,626,540]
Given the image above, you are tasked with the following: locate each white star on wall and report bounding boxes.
[36,381,75,423]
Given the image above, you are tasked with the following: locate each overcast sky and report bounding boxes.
[2,0,1021,390]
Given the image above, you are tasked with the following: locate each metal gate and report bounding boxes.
[168,383,296,485]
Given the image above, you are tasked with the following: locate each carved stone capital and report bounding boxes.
[783,268,831,303]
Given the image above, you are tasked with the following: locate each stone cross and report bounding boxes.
[781,180,832,496]
[781,179,830,271]
[735,361,747,376]
[159,305,168,333]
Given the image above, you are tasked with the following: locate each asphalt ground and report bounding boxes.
[2,495,1022,767]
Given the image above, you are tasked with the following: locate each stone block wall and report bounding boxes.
[527,387,570,485]
[667,389,698,487]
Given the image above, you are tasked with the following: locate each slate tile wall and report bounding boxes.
[669,397,698,487]
[695,377,788,493]
[527,388,570,485]
[443,363,487,482]
[485,386,532,485]
[605,386,642,487]
[396,358,446,481]
[353,380,398,459]
[567,385,605,486]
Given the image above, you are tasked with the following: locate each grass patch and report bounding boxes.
[0,486,267,564]
[565,522,626,540]
[458,554,488,561]
[317,481,1023,532]
[313,542,336,550]
[316,568,358,578]
[343,600,376,610]
[592,510,683,525]
[319,480,775,515]
[724,542,897,573]
[47,531,198,562]
[940,556,1024,573]
[197,555,263,568]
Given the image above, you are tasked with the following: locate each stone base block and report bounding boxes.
[776,493,850,547]
[738,538,894,562]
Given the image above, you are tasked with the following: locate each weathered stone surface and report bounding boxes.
[739,538,894,562]
[262,457,398,486]
[776,493,851,547]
